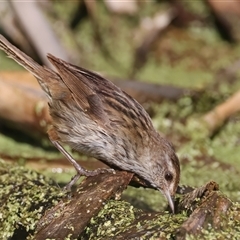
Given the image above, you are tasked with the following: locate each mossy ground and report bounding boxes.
[0,160,63,239]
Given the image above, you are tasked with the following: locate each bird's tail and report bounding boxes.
[0,35,59,96]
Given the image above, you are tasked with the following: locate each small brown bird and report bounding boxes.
[0,35,180,212]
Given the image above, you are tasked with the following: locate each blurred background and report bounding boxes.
[0,0,240,210]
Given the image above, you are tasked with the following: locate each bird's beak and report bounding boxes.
[164,190,175,214]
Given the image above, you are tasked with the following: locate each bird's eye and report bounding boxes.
[165,172,173,182]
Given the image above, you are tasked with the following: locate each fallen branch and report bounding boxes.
[131,8,176,76]
[0,71,51,137]
[9,1,70,66]
[203,89,240,133]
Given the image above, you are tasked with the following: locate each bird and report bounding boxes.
[0,35,180,213]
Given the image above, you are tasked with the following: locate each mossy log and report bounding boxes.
[0,160,238,239]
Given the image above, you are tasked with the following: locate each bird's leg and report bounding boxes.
[64,173,81,191]
[51,140,115,188]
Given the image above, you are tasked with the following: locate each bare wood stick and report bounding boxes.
[131,8,176,76]
[114,79,192,104]
[0,71,51,137]
[206,0,240,42]
[203,90,240,132]
[9,0,70,66]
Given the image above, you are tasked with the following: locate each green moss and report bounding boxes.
[137,60,214,88]
[0,133,58,159]
[0,159,63,239]
[82,200,187,239]
[82,200,137,239]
